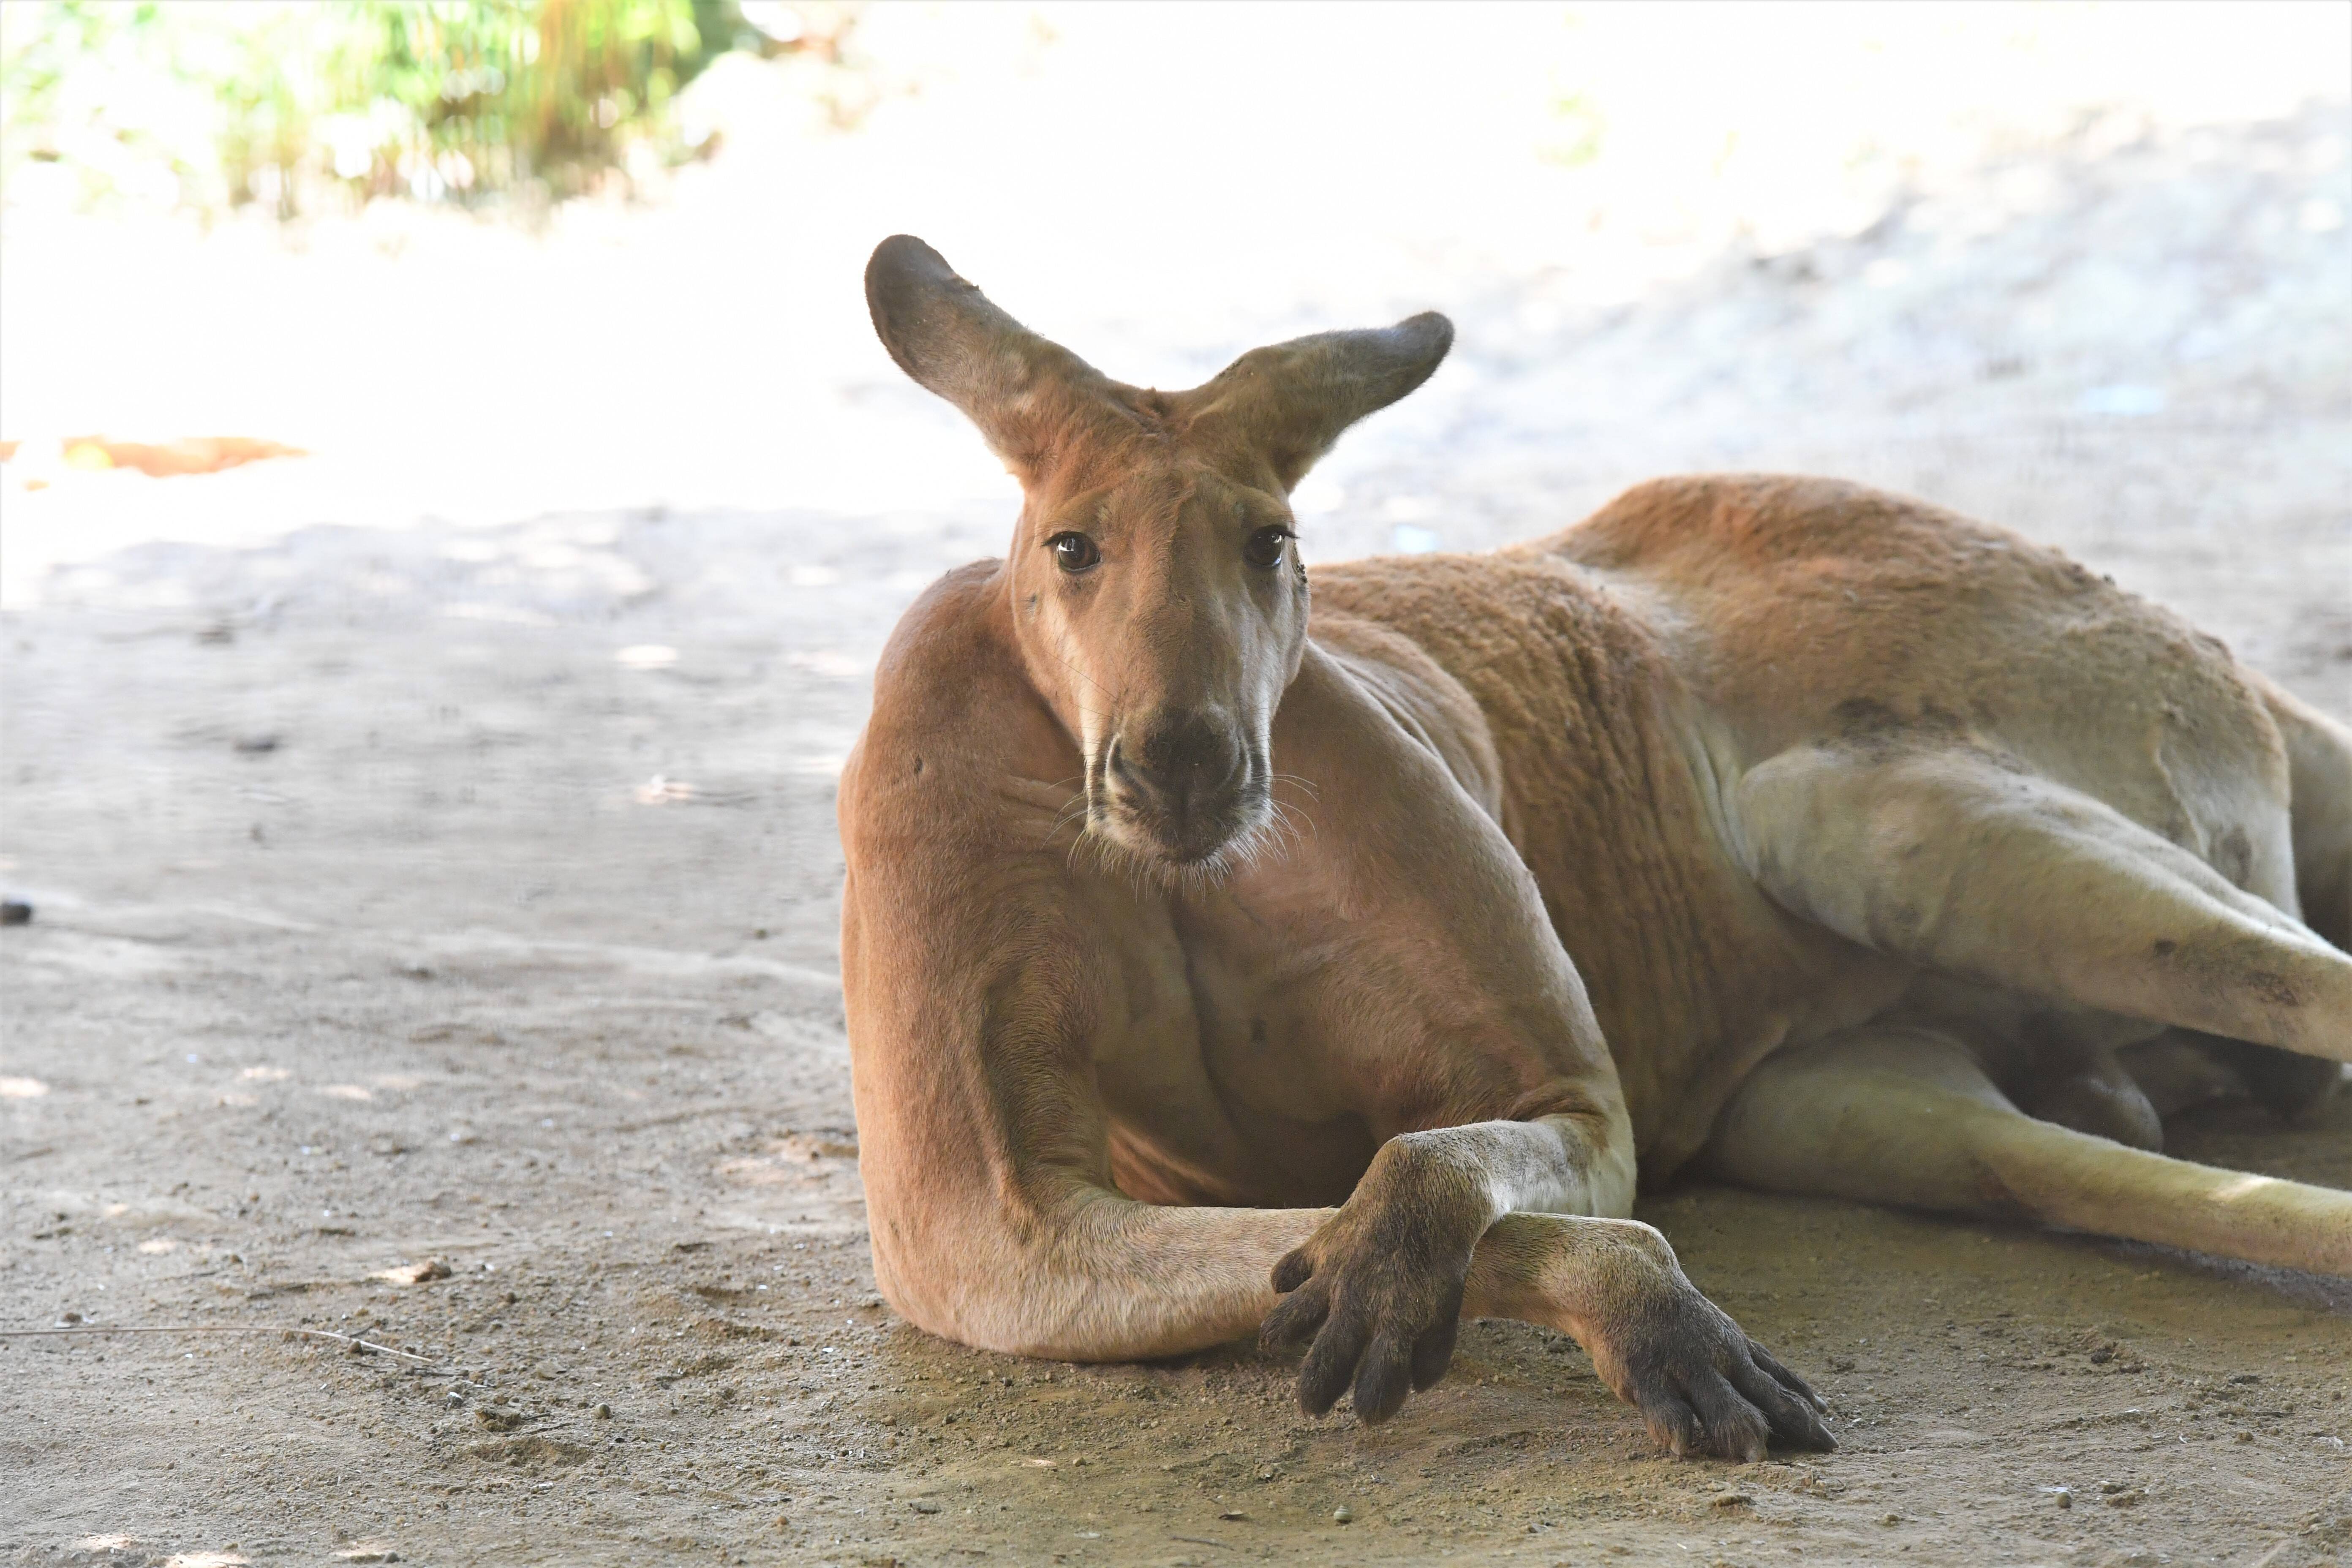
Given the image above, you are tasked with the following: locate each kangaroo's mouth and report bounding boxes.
[1086,740,1274,872]
[1102,789,1266,866]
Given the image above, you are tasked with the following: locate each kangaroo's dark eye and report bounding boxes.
[1048,532,1101,573]
[1243,525,1293,570]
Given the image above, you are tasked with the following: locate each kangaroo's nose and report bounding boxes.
[1108,710,1246,819]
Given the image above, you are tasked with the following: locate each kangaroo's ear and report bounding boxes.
[1179,314,1454,491]
[866,235,1111,482]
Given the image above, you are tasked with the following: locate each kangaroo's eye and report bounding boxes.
[1243,525,1293,570]
[1048,532,1101,573]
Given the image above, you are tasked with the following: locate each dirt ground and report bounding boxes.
[5,107,2351,1567]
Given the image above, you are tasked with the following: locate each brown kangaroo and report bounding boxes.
[838,235,2352,1460]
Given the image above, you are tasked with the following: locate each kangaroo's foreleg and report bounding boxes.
[1221,1033,1827,1448]
[1465,1210,1837,1461]
[947,1173,1835,1462]
[1704,1026,2352,1276]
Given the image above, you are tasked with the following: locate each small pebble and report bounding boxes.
[592,1403,612,1419]
[1332,1506,1353,1524]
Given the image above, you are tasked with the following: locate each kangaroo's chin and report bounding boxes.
[1091,791,1276,880]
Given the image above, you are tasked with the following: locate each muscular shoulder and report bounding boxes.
[841,560,1072,865]
[866,560,1015,735]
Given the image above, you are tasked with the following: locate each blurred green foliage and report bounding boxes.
[1,0,855,218]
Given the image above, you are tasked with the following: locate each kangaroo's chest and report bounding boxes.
[1077,881,1381,1207]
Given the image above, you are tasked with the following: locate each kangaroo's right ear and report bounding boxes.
[865,236,1110,482]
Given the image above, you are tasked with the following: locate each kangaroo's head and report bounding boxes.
[865,235,1451,875]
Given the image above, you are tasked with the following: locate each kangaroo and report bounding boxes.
[838,235,2352,1461]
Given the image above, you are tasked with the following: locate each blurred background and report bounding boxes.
[5,0,2350,940]
[3,2,2347,649]
[2,0,2349,931]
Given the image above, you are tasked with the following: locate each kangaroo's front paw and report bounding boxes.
[1258,1144,1489,1424]
[1571,1223,1837,1462]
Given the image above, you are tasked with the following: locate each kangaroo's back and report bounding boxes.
[1544,475,2296,890]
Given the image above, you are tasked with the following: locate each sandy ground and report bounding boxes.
[5,106,2352,1566]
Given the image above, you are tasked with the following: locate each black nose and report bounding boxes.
[1108,711,1246,823]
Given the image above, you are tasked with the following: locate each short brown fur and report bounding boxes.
[839,237,2352,1459]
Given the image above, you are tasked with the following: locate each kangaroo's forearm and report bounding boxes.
[879,1191,1333,1361]
[1462,1210,1680,1339]
[880,1103,1639,1365]
[1393,1111,1637,1223]
[886,1174,1663,1367]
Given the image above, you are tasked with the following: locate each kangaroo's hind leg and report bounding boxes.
[1734,742,2352,1062]
[2262,677,2352,951]
[1703,1026,2352,1276]
[2193,680,2352,1117]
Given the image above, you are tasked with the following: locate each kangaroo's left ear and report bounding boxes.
[1177,314,1454,491]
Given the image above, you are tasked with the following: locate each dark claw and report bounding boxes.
[1685,1371,1772,1463]
[1639,1382,1704,1458]
[1258,1277,1328,1351]
[1296,1308,1370,1416]
[1409,1312,1458,1391]
[1617,1326,1837,1462]
[1746,1339,1828,1414]
[1731,1350,1838,1453]
[1271,1250,1314,1293]
[1350,1332,1415,1423]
